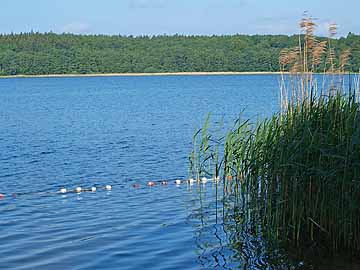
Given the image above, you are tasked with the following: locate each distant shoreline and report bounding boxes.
[0,71,284,79]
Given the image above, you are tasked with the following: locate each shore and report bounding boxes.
[0,71,284,79]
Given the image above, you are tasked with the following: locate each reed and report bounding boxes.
[190,14,360,255]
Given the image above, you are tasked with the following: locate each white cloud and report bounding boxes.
[62,22,91,34]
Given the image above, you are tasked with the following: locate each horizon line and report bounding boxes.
[0,31,357,39]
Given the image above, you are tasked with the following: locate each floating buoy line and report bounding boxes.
[0,177,222,201]
[59,184,112,194]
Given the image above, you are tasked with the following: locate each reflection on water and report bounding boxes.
[188,181,359,270]
[187,183,299,269]
[0,75,358,269]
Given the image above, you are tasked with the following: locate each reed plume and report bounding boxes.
[190,14,360,256]
[339,49,351,72]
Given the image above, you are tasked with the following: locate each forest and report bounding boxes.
[0,32,359,75]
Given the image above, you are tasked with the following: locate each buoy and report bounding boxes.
[188,178,196,184]
[105,185,112,191]
[214,176,220,182]
[60,188,67,194]
[147,181,155,187]
[133,184,140,188]
[175,179,181,185]
[161,181,168,186]
[226,175,233,181]
[201,177,208,184]
[76,187,82,193]
[91,187,97,192]
[0,193,4,200]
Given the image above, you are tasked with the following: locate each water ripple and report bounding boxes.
[1,75,354,269]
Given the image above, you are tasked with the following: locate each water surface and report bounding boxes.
[0,75,355,269]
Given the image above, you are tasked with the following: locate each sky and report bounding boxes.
[1,0,359,37]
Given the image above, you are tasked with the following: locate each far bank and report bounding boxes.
[0,71,285,79]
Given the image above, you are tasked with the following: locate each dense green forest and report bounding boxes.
[0,32,359,75]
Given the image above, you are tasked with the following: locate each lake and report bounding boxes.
[0,75,356,269]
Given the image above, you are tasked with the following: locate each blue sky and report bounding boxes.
[2,0,359,36]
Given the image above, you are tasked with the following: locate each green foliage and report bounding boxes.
[0,32,359,76]
[189,16,360,253]
[191,91,360,254]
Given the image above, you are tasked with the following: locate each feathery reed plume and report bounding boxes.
[326,47,337,73]
[190,14,360,258]
[280,15,353,109]
[280,14,318,110]
[279,48,291,68]
[328,23,337,38]
[312,40,327,70]
[325,23,338,75]
[339,49,351,73]
[300,13,316,51]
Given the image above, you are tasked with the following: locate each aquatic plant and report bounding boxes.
[190,14,360,255]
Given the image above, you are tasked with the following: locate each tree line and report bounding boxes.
[0,32,359,75]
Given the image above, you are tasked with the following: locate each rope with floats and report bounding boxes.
[0,184,114,200]
[141,176,221,188]
[0,177,223,201]
[59,184,113,194]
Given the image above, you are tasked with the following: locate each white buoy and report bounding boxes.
[214,176,220,182]
[188,178,196,184]
[201,177,208,184]
[91,187,97,192]
[60,188,67,194]
[175,179,182,185]
[76,187,82,193]
[147,181,155,187]
[105,185,112,191]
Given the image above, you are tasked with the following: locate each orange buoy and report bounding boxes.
[0,193,4,200]
[226,175,233,181]
[147,181,156,187]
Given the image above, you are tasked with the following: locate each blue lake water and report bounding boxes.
[0,75,356,269]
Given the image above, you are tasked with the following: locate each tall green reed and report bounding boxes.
[190,14,360,254]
